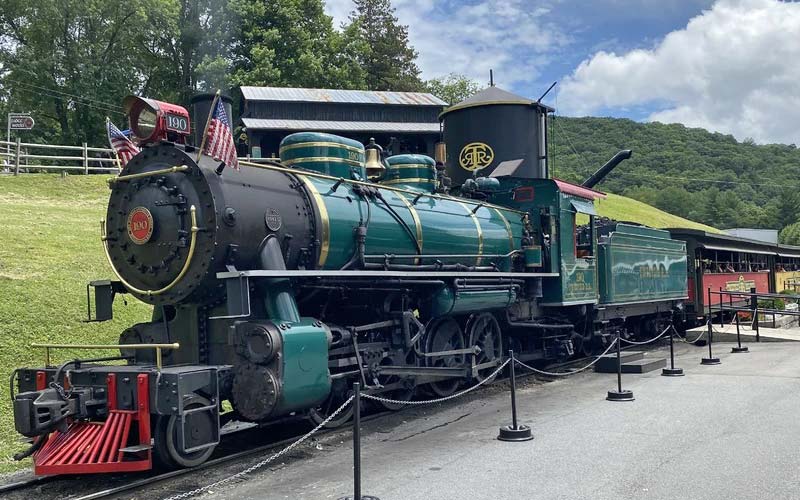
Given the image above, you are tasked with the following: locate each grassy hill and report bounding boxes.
[552,116,800,232]
[0,174,714,472]
[0,175,151,472]
[592,192,718,232]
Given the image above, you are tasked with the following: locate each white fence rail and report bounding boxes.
[0,139,120,174]
[0,139,281,176]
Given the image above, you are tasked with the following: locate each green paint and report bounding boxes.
[429,286,517,317]
[490,178,599,305]
[597,224,688,304]
[382,154,437,192]
[302,176,523,270]
[275,319,331,413]
[280,132,366,180]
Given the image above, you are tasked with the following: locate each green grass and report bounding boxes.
[0,174,150,472]
[592,193,720,232]
[0,174,716,472]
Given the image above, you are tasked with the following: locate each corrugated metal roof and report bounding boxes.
[242,118,441,133]
[240,86,447,106]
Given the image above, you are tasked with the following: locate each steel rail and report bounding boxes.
[70,411,395,500]
[2,337,697,499]
[0,475,56,494]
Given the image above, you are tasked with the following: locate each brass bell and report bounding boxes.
[365,138,385,179]
[434,142,447,165]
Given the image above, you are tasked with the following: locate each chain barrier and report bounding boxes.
[162,394,356,500]
[618,324,672,346]
[362,358,511,406]
[162,323,706,499]
[669,319,707,344]
[674,320,715,344]
[513,338,618,377]
[675,330,705,343]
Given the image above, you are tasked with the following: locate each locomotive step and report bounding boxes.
[593,351,645,372]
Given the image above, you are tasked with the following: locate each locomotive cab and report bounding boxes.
[481,172,605,307]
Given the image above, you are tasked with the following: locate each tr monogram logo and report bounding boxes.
[458,142,494,171]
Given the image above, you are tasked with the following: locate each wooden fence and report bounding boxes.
[0,139,280,176]
[0,139,120,174]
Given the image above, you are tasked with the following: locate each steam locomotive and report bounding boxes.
[10,88,688,474]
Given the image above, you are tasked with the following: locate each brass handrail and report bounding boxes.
[100,205,199,297]
[32,343,180,370]
[107,165,189,184]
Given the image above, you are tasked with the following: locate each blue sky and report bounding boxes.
[512,0,717,111]
[325,0,800,145]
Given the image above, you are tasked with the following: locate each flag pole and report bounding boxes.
[196,89,222,163]
[106,116,123,172]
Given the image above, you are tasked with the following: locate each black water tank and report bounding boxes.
[189,93,234,146]
[441,86,553,186]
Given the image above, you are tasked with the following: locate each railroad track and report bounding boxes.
[0,410,391,500]
[0,474,55,495]
[1,338,678,500]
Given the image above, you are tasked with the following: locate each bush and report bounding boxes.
[758,298,785,310]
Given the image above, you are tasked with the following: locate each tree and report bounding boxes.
[0,0,181,145]
[780,222,800,246]
[346,0,423,91]
[767,190,800,230]
[425,73,480,105]
[169,0,235,101]
[230,0,365,89]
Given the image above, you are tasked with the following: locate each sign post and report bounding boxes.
[7,113,34,159]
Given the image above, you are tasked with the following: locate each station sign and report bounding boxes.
[9,113,35,130]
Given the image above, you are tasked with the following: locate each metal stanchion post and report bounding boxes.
[719,287,724,329]
[729,292,733,319]
[750,287,760,343]
[706,286,714,342]
[607,329,634,401]
[732,312,749,353]
[338,383,379,500]
[754,307,760,343]
[701,316,721,365]
[498,350,533,441]
[662,317,684,377]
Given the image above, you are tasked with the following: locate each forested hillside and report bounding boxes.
[549,117,800,237]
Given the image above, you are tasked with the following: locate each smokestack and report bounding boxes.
[581,150,632,189]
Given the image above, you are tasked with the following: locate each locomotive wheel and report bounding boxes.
[154,394,217,469]
[572,330,594,357]
[309,380,355,428]
[375,355,416,411]
[424,316,466,398]
[467,313,503,382]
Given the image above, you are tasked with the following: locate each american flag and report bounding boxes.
[106,119,139,167]
[203,98,239,170]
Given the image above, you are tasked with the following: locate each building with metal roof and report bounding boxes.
[239,86,446,158]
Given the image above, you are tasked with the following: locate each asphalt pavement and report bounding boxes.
[204,341,800,500]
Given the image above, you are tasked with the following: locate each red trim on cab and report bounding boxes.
[553,179,607,200]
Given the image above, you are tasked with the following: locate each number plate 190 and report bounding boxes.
[165,113,190,134]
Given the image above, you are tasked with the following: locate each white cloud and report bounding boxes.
[558,0,800,144]
[325,0,568,88]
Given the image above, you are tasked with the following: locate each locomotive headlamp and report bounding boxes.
[123,95,191,144]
